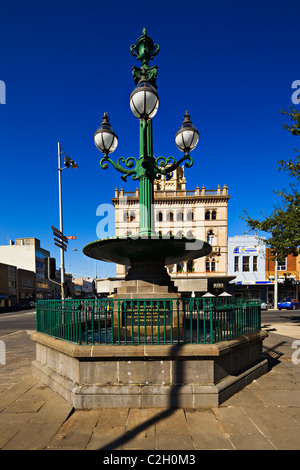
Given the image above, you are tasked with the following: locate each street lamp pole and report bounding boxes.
[58,142,65,299]
[57,142,78,300]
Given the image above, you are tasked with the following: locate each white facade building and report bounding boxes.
[228,235,271,301]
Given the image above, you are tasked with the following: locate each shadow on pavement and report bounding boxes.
[262,340,285,370]
[97,343,185,450]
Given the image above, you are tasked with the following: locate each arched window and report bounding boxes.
[177,211,183,221]
[205,210,210,220]
[166,211,174,222]
[186,230,194,239]
[187,211,194,221]
[157,211,163,222]
[207,230,215,246]
[212,210,217,220]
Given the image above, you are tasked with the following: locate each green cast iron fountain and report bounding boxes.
[83,29,211,285]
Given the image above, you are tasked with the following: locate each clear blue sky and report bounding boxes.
[0,0,299,278]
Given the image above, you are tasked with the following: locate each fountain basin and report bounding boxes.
[83,235,211,266]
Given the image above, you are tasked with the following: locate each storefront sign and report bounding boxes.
[233,246,260,254]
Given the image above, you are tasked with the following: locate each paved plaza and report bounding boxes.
[0,321,300,451]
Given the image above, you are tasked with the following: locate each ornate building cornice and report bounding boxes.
[112,194,230,206]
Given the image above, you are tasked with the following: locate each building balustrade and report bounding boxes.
[114,185,229,199]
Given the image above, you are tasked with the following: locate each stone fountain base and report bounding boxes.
[31,235,268,408]
[31,330,268,409]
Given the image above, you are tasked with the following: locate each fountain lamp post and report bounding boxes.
[93,28,199,237]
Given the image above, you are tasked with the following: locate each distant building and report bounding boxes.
[97,167,233,296]
[0,262,36,310]
[227,235,270,301]
[0,263,17,309]
[73,277,95,298]
[53,270,74,299]
[266,249,299,303]
[0,238,51,300]
[17,268,36,304]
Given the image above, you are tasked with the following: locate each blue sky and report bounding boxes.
[0,0,299,278]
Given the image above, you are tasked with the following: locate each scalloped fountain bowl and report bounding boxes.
[83,235,211,283]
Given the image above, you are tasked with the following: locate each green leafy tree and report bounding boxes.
[241,106,300,260]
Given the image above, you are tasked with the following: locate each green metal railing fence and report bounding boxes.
[36,297,261,345]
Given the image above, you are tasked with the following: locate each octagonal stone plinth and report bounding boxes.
[31,330,268,409]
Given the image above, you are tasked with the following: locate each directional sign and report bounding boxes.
[54,237,68,249]
[54,242,67,252]
[66,236,76,240]
[51,225,69,252]
[51,225,68,244]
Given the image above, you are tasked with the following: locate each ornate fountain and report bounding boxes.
[31,29,268,410]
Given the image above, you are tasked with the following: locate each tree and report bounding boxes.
[241,106,300,261]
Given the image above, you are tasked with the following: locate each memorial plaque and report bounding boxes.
[122,300,172,328]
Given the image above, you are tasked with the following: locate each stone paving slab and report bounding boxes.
[1,329,300,450]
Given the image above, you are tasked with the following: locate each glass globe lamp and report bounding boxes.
[175,111,199,153]
[130,71,159,120]
[94,113,118,155]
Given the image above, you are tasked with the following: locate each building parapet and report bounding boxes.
[113,184,229,200]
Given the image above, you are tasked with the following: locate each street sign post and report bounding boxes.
[51,224,69,299]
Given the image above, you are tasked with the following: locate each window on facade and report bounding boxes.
[278,259,287,271]
[253,256,258,272]
[187,211,194,221]
[186,230,194,239]
[36,260,44,270]
[177,261,183,272]
[166,211,174,222]
[242,256,250,272]
[22,276,33,287]
[157,212,163,222]
[126,212,135,222]
[212,210,216,220]
[187,260,194,272]
[234,256,239,272]
[205,210,210,220]
[207,230,215,246]
[206,259,216,272]
[177,211,183,221]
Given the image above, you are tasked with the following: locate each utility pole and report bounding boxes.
[58,142,65,300]
[56,142,78,300]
